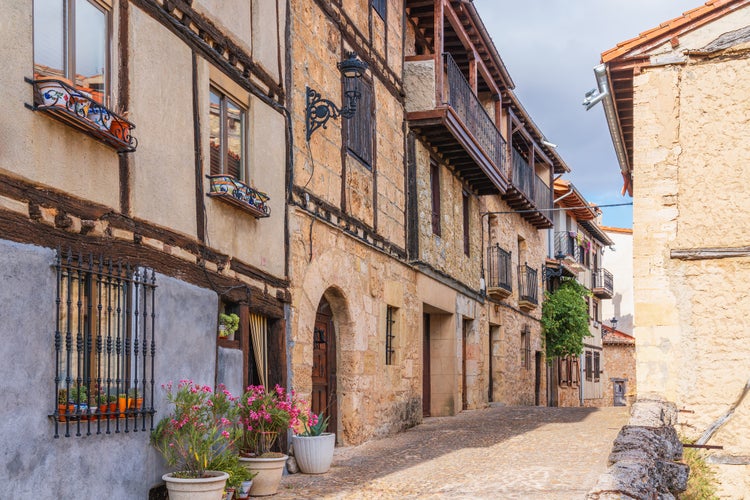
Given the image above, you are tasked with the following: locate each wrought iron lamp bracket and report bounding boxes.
[305,86,360,141]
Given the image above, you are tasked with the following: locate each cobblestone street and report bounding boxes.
[275,405,629,499]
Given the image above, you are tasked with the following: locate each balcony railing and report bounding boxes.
[592,268,614,298]
[444,53,506,176]
[511,148,551,211]
[518,263,538,308]
[26,77,137,153]
[486,244,512,298]
[207,175,271,218]
[554,232,581,263]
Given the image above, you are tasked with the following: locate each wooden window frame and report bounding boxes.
[209,85,247,180]
[371,0,386,20]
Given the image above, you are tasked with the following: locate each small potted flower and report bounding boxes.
[292,412,335,474]
[236,385,305,496]
[150,380,242,500]
[218,313,240,340]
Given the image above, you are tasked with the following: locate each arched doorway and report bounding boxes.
[312,297,337,438]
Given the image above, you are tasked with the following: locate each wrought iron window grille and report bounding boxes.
[207,174,271,218]
[385,306,396,365]
[25,77,137,153]
[51,250,156,438]
[487,244,513,292]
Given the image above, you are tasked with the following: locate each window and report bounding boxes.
[558,357,569,386]
[344,77,374,168]
[430,161,441,236]
[594,352,601,383]
[53,250,156,438]
[462,191,470,256]
[385,305,397,365]
[593,300,599,323]
[585,351,593,382]
[371,0,386,19]
[521,325,531,370]
[34,0,110,104]
[210,87,246,180]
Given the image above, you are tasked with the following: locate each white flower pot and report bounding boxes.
[292,433,336,474]
[162,470,229,500]
[239,455,287,496]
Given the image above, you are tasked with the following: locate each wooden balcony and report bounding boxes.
[405,53,508,195]
[592,268,614,299]
[502,149,553,229]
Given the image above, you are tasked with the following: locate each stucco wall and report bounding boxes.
[601,229,634,335]
[0,239,220,498]
[633,33,750,495]
[0,2,120,209]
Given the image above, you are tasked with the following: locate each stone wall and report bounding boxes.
[603,342,636,407]
[587,399,688,499]
[632,30,750,494]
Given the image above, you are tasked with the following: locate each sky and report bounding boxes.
[473,0,699,228]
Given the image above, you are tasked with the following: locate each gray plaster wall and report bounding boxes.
[0,239,221,498]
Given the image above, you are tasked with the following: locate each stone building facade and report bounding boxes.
[602,326,636,407]
[0,0,288,497]
[597,1,750,494]
[546,180,613,408]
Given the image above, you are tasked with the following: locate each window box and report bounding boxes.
[26,77,137,153]
[207,174,271,218]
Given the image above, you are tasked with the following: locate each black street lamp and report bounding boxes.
[305,52,368,141]
[609,317,618,330]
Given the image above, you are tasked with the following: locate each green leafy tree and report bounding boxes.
[542,278,592,360]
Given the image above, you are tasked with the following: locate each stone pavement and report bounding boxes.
[274,405,629,499]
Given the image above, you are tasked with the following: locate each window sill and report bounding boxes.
[207,175,271,218]
[26,77,137,153]
[218,337,241,349]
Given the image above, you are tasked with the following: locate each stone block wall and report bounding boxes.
[632,47,750,495]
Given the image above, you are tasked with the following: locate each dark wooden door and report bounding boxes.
[422,314,431,417]
[462,320,469,411]
[535,351,543,406]
[312,299,337,437]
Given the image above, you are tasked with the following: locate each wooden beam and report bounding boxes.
[671,246,750,261]
[434,0,444,105]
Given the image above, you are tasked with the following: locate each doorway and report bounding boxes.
[312,298,337,437]
[462,319,470,411]
[422,313,431,417]
[535,351,543,406]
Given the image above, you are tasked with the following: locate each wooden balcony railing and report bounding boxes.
[518,263,538,308]
[444,53,507,177]
[486,244,512,298]
[511,148,551,212]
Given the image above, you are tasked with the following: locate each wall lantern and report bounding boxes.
[609,317,618,330]
[543,252,567,280]
[305,52,368,141]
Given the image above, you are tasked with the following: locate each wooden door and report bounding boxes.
[535,351,543,406]
[462,320,469,411]
[422,314,431,417]
[312,299,337,437]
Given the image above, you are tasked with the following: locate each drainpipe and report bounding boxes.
[579,352,585,406]
[587,64,632,195]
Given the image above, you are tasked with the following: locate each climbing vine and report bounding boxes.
[541,278,592,360]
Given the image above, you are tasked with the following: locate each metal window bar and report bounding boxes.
[518,263,538,305]
[385,306,396,365]
[443,52,507,177]
[487,244,512,292]
[52,250,156,438]
[585,351,593,382]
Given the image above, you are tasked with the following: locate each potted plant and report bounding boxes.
[97,394,109,420]
[236,385,305,496]
[57,389,74,422]
[151,380,241,500]
[128,387,143,411]
[218,313,240,339]
[69,385,88,419]
[292,412,335,474]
